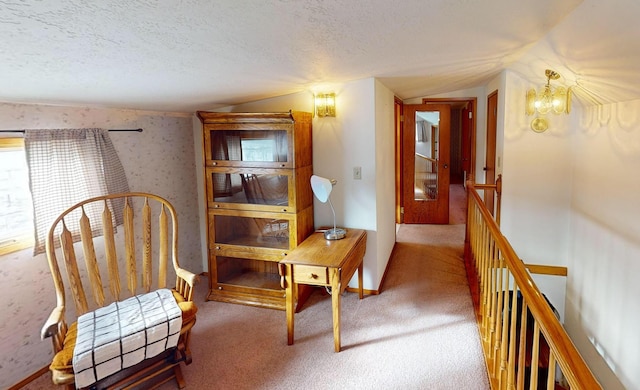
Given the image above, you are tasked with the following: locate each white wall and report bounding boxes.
[566,99,640,390]
[498,70,573,320]
[497,70,638,389]
[0,103,201,388]
[374,79,397,286]
[212,78,396,291]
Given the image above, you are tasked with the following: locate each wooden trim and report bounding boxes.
[8,365,49,390]
[346,239,399,296]
[525,263,568,277]
[0,137,24,148]
[346,286,380,295]
[394,96,404,224]
[0,137,33,256]
[0,234,33,256]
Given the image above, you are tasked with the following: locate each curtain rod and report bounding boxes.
[0,128,143,133]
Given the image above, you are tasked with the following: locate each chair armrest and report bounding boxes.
[41,306,64,340]
[175,267,199,301]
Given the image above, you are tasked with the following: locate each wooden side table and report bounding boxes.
[279,229,367,352]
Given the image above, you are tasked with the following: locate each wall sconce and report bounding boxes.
[525,69,572,132]
[315,93,336,117]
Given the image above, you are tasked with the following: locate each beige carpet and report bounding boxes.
[24,224,489,390]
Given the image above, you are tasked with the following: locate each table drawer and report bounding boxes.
[294,265,329,285]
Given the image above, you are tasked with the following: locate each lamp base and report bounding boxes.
[324,228,346,240]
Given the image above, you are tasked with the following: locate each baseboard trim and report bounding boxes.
[8,365,49,390]
[346,286,380,295]
[345,242,397,296]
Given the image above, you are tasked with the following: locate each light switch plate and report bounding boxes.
[353,166,362,180]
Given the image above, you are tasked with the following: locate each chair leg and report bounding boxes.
[174,365,186,389]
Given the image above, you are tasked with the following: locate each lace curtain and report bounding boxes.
[24,128,130,255]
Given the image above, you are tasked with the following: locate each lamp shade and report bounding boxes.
[310,174,345,240]
[310,175,333,203]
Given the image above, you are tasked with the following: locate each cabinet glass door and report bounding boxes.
[215,256,281,290]
[204,126,292,168]
[205,167,294,212]
[210,211,293,251]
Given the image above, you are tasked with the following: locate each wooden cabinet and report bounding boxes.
[197,111,314,310]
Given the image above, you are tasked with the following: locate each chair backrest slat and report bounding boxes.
[158,205,168,289]
[102,200,121,301]
[123,199,137,295]
[142,198,153,292]
[79,207,105,307]
[45,192,197,323]
[60,221,89,315]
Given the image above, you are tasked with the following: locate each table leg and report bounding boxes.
[331,268,341,352]
[358,260,364,299]
[285,264,295,345]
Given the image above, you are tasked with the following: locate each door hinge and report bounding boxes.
[400,207,405,214]
[468,111,473,119]
[399,115,404,122]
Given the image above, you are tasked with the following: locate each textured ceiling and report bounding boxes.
[2,0,636,112]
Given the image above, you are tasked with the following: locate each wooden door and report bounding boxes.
[485,91,498,215]
[403,104,451,224]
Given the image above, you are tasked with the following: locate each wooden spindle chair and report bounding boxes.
[41,192,198,389]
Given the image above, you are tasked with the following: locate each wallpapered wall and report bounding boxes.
[0,102,202,388]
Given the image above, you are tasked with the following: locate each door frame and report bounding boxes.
[394,97,477,224]
[484,90,498,215]
[422,97,477,183]
[394,97,404,223]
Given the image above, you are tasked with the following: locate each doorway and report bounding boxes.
[395,97,476,225]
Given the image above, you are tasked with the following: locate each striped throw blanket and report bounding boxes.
[72,289,182,389]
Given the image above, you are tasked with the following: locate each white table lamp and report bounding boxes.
[310,175,346,240]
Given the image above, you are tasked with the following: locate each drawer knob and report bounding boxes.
[282,252,287,256]
[310,273,318,279]
[214,204,220,208]
[215,246,221,250]
[282,209,287,212]
[212,162,217,166]
[280,163,285,167]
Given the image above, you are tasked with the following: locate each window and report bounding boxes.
[0,129,130,256]
[0,138,34,255]
[240,138,276,162]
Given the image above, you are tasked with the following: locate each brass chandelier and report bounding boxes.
[525,69,572,132]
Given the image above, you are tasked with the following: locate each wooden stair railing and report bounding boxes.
[464,178,600,390]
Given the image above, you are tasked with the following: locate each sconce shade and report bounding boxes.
[526,69,572,116]
[526,69,573,133]
[530,117,549,133]
[315,93,336,117]
[310,174,345,240]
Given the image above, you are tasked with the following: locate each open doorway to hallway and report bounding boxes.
[395,97,476,225]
